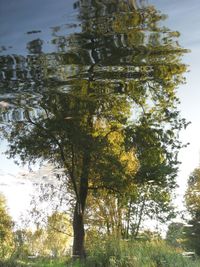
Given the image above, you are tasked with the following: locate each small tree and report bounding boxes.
[184,168,200,255]
[166,222,185,248]
[45,212,73,257]
[0,194,14,259]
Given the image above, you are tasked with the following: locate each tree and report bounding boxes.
[184,168,200,255]
[0,0,188,259]
[166,222,185,248]
[13,229,31,259]
[123,182,175,238]
[13,212,72,259]
[45,212,72,257]
[0,194,14,259]
[85,180,175,240]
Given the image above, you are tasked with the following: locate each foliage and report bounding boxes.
[0,193,14,259]
[185,169,200,217]
[184,168,200,255]
[85,181,175,240]
[45,212,73,257]
[166,222,186,249]
[13,229,32,259]
[12,212,72,259]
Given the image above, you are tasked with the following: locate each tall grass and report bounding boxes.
[69,237,200,267]
[0,257,67,267]
[1,239,199,267]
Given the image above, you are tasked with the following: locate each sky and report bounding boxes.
[0,0,200,224]
[0,0,77,55]
[149,0,200,207]
[0,0,76,221]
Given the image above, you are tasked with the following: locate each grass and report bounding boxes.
[70,238,200,267]
[1,239,200,267]
[0,257,67,267]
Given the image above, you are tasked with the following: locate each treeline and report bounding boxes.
[0,197,72,259]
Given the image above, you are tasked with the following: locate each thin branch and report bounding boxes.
[48,223,73,237]
[88,185,122,195]
[24,109,79,200]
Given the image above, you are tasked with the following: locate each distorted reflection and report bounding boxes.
[0,0,192,260]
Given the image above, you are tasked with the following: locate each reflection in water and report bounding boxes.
[0,0,189,258]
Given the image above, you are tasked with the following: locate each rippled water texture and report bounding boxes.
[0,0,185,123]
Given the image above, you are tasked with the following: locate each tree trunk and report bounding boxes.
[133,197,146,238]
[125,200,132,239]
[72,151,91,259]
[72,202,86,259]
